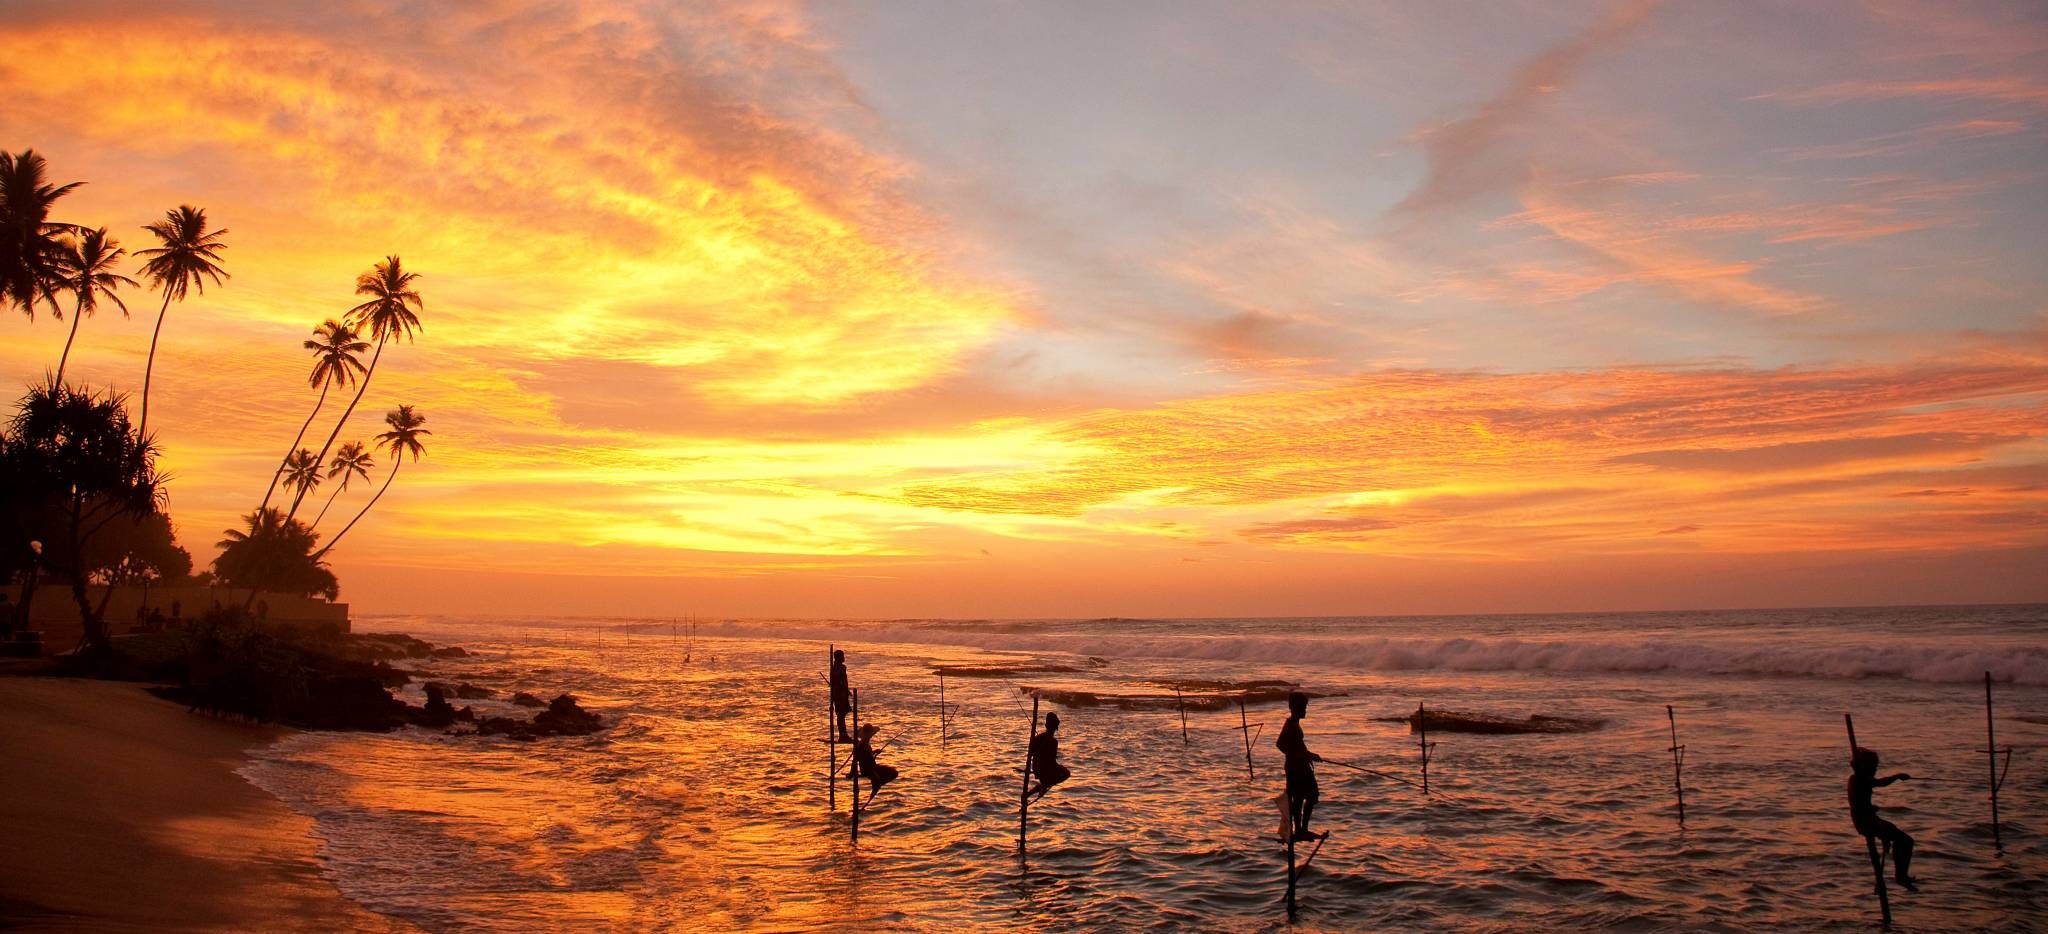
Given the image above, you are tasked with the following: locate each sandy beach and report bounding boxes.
[0,675,407,932]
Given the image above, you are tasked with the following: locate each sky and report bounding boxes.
[1,0,2044,618]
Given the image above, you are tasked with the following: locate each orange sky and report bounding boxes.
[2,0,2044,616]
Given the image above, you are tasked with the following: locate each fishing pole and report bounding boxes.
[1322,758,1447,796]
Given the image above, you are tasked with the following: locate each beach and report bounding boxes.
[0,675,406,932]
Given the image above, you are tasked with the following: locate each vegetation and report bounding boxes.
[1,384,167,653]
[289,256,422,522]
[133,205,229,438]
[215,509,338,601]
[259,319,367,514]
[316,405,428,560]
[1,146,439,647]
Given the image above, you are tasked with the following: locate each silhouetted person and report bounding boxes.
[1850,747,1918,890]
[830,649,852,741]
[146,607,165,631]
[1025,711,1070,803]
[853,723,897,803]
[168,599,183,628]
[1278,691,1323,842]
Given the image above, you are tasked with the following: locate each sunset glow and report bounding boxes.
[3,0,2043,616]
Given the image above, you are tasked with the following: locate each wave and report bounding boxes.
[652,619,2048,686]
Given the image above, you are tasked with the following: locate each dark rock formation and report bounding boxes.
[477,694,606,740]
[510,691,545,708]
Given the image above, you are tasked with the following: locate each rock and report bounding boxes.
[430,646,470,658]
[476,694,606,740]
[510,691,545,708]
[453,682,494,699]
[414,683,457,728]
[533,694,604,735]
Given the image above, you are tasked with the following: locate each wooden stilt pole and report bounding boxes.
[1020,695,1039,853]
[1985,672,2006,852]
[827,645,836,811]
[1285,789,1297,915]
[1845,713,1892,926]
[1417,701,1433,797]
[1176,686,1189,743]
[850,688,861,844]
[939,672,948,751]
[1239,696,1256,781]
[1667,705,1686,826]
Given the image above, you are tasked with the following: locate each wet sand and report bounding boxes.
[0,676,408,931]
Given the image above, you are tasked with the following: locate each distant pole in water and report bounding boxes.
[1666,705,1686,826]
[1984,672,2009,852]
[1020,694,1039,853]
[939,672,948,751]
[1239,696,1256,781]
[1844,712,1892,926]
[1176,686,1189,744]
[850,688,862,844]
[827,645,837,812]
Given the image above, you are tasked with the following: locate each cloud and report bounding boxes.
[1393,0,1659,217]
[1758,77,2048,109]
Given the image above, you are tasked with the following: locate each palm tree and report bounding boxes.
[258,320,368,513]
[135,205,229,438]
[0,149,83,320]
[280,448,322,504]
[310,441,374,528]
[290,256,421,520]
[313,405,427,560]
[215,508,337,602]
[51,228,137,387]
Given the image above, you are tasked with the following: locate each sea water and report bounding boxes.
[242,606,2048,931]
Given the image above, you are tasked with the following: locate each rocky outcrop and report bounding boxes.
[477,694,606,740]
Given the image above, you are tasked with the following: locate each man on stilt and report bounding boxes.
[830,649,853,741]
[1849,746,1920,890]
[1278,691,1324,843]
[854,723,898,805]
[1024,712,1070,804]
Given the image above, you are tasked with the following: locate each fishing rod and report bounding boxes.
[1322,758,1451,797]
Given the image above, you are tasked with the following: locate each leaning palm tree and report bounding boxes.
[280,448,323,504]
[310,440,374,528]
[258,320,368,513]
[51,228,137,387]
[135,205,229,438]
[290,256,421,520]
[313,405,427,560]
[0,149,84,319]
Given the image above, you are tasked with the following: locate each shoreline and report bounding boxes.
[0,675,410,931]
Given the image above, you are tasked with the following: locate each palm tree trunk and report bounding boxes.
[137,291,172,439]
[314,459,399,561]
[54,298,84,389]
[259,382,330,514]
[311,481,346,529]
[290,334,384,521]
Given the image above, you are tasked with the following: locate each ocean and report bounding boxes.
[242,605,2048,931]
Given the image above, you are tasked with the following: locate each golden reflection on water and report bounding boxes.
[242,616,2048,930]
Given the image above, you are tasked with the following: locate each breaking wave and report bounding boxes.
[662,620,2048,686]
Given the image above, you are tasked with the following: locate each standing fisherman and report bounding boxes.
[1278,691,1323,842]
[830,649,852,741]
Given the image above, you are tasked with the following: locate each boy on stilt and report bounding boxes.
[1849,746,1920,890]
[830,649,852,741]
[1278,691,1324,842]
[1025,712,1070,804]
